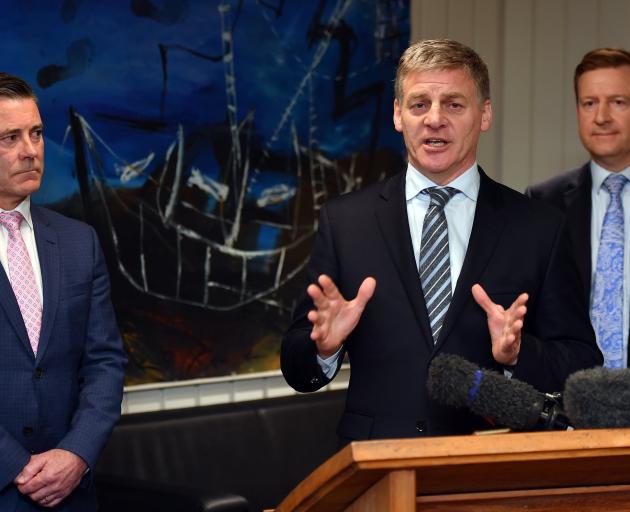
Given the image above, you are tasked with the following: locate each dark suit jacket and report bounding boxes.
[282,169,602,441]
[0,206,126,511]
[525,163,593,313]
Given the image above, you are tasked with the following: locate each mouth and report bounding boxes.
[423,138,449,148]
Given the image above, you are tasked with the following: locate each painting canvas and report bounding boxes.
[2,0,409,384]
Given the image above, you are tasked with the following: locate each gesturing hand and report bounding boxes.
[472,284,529,366]
[307,274,376,357]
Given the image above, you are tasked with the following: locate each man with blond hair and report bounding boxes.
[282,39,601,442]
[528,48,630,369]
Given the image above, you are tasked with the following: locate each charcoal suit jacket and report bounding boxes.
[282,168,602,440]
[0,205,126,511]
[526,163,630,361]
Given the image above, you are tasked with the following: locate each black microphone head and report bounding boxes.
[564,367,630,428]
[427,353,544,430]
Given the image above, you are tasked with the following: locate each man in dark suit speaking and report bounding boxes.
[527,48,630,370]
[281,39,602,441]
[0,73,126,510]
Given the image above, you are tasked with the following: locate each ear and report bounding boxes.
[480,100,493,132]
[393,99,403,133]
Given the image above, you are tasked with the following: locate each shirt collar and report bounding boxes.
[590,160,630,194]
[0,197,34,230]
[405,162,480,202]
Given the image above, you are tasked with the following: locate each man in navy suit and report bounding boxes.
[527,48,630,369]
[0,73,126,510]
[282,39,602,441]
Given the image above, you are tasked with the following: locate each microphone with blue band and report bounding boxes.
[427,353,570,431]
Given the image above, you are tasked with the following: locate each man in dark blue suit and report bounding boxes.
[282,40,602,441]
[0,73,126,510]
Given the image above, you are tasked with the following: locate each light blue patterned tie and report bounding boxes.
[419,187,459,343]
[591,173,628,369]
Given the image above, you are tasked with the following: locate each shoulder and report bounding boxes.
[526,165,589,201]
[31,206,97,238]
[483,174,565,226]
[323,172,403,213]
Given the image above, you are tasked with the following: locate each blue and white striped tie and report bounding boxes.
[419,187,459,343]
[591,173,628,369]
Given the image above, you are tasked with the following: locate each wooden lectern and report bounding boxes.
[273,429,630,511]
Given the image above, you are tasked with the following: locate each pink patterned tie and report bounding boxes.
[0,211,41,355]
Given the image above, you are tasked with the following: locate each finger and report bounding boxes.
[17,475,47,495]
[318,274,342,299]
[355,277,376,308]
[307,283,327,309]
[471,284,498,315]
[14,457,45,485]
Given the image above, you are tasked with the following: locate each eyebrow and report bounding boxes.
[0,123,44,138]
[407,92,467,102]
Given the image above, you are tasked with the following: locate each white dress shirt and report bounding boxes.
[318,164,480,377]
[590,161,630,365]
[0,197,43,301]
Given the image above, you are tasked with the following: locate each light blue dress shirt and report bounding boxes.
[590,161,630,366]
[317,164,480,377]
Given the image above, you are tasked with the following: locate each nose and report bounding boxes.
[424,103,446,128]
[19,135,37,159]
[594,102,611,125]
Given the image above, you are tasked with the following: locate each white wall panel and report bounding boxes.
[501,0,534,191]
[530,0,565,186]
[563,0,598,170]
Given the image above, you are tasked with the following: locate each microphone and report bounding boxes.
[563,367,630,428]
[427,353,570,431]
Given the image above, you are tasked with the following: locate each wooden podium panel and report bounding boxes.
[273,429,630,511]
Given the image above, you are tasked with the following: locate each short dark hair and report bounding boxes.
[0,72,37,102]
[395,39,490,104]
[574,48,630,100]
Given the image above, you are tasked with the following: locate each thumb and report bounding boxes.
[15,455,46,485]
[355,277,376,308]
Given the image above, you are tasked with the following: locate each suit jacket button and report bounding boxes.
[35,367,44,379]
[22,426,33,437]
[416,421,426,433]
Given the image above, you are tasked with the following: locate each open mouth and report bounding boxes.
[424,138,448,148]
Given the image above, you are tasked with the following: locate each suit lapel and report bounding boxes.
[563,164,592,301]
[437,169,507,348]
[375,173,434,348]
[31,206,60,362]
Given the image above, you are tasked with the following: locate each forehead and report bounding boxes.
[0,97,41,129]
[578,66,630,96]
[401,67,477,99]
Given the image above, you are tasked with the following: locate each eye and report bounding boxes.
[448,102,464,111]
[0,134,18,145]
[30,129,43,142]
[581,99,596,109]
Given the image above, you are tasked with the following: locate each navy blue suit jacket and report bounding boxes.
[282,169,602,440]
[0,205,126,511]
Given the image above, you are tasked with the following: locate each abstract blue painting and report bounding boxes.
[2,0,409,383]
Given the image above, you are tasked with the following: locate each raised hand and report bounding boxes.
[472,283,528,366]
[307,274,376,357]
